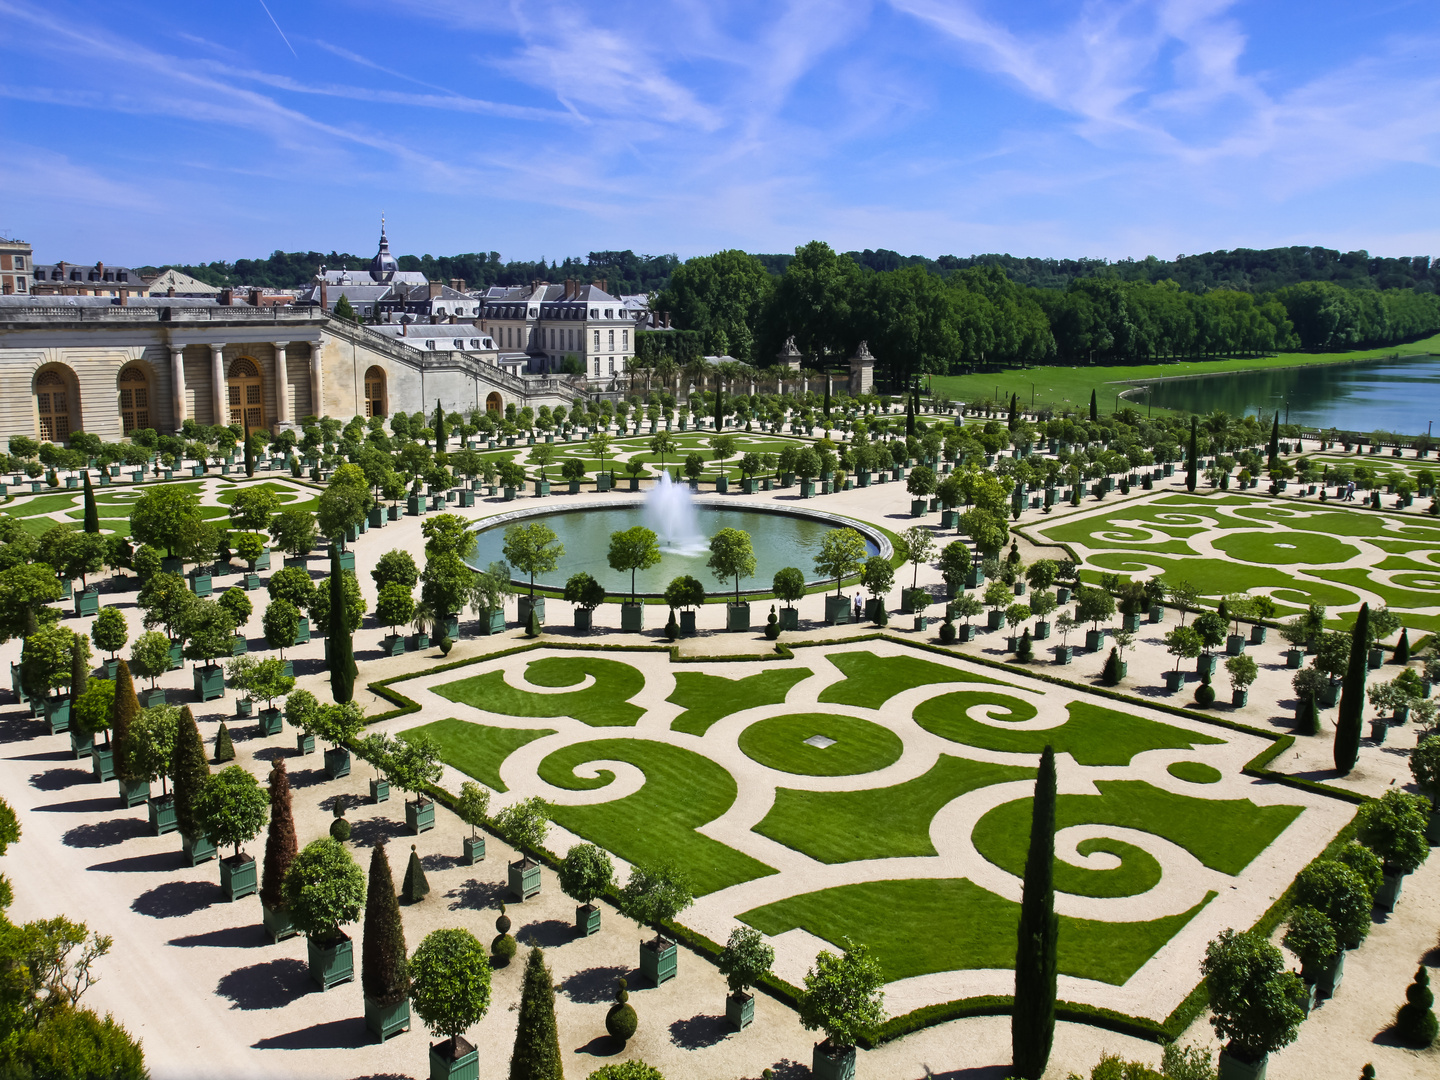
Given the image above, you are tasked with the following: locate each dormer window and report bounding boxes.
[454,339,464,350]
[426,340,435,350]
[605,309,612,318]
[590,309,598,318]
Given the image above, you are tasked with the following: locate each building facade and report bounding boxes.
[478,278,645,383]
[0,238,32,297]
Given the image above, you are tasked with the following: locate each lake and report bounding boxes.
[1132,354,1440,434]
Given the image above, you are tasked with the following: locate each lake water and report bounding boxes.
[1134,354,1440,434]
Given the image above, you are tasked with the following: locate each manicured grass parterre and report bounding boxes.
[736,713,905,776]
[537,737,776,895]
[400,719,556,792]
[1167,761,1222,785]
[434,656,647,727]
[817,650,1004,710]
[740,877,1217,985]
[667,668,814,736]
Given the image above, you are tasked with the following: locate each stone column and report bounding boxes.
[273,341,290,425]
[169,345,186,428]
[210,344,227,427]
[308,341,323,419]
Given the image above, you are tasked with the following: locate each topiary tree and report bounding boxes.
[1395,965,1437,1047]
[401,843,429,905]
[772,566,805,613]
[494,796,550,859]
[504,522,564,599]
[410,928,492,1059]
[90,606,128,663]
[389,733,443,809]
[109,659,142,784]
[132,704,179,800]
[798,940,886,1064]
[1201,928,1305,1069]
[605,977,637,1044]
[193,764,268,859]
[1354,789,1431,875]
[662,574,705,615]
[563,572,606,615]
[284,837,364,947]
[508,946,563,1080]
[492,905,517,966]
[814,528,868,598]
[860,555,894,613]
[559,843,614,928]
[1410,734,1440,810]
[262,599,301,660]
[719,925,774,1001]
[1335,603,1371,774]
[259,758,297,918]
[456,781,490,840]
[618,861,693,950]
[1282,906,1340,982]
[214,721,235,763]
[1294,860,1373,948]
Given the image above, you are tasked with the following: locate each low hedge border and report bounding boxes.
[359,625,1369,1049]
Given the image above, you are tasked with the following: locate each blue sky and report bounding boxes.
[2,0,1437,267]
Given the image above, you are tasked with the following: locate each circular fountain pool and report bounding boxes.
[466,487,886,597]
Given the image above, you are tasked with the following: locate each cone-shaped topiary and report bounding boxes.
[526,608,541,638]
[605,977,638,1043]
[1101,646,1122,686]
[665,610,678,641]
[1395,964,1437,1047]
[1012,745,1058,1079]
[1301,691,1321,736]
[1186,417,1198,493]
[509,946,563,1080]
[259,758,297,911]
[492,904,517,965]
[1335,603,1370,774]
[1393,629,1410,665]
[109,659,141,783]
[70,637,89,703]
[172,707,210,841]
[1360,1065,1375,1079]
[401,843,430,904]
[362,840,409,1007]
[328,547,357,704]
[83,472,99,534]
[214,720,235,763]
[1017,627,1033,663]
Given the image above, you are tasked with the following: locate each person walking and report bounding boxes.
[853,593,863,622]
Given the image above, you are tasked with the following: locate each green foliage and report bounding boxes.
[1354,789,1431,873]
[410,928,492,1041]
[1395,965,1437,1047]
[109,660,141,782]
[90,606,128,659]
[493,797,550,855]
[1101,647,1123,686]
[1294,860,1372,948]
[662,574,705,611]
[213,721,235,763]
[558,843,614,907]
[860,554,894,599]
[504,522,564,595]
[586,1063,664,1080]
[772,566,806,605]
[707,527,756,603]
[509,947,563,1080]
[563,572,606,612]
[456,781,491,836]
[605,977,638,1042]
[797,939,887,1050]
[387,733,443,804]
[1281,906,1339,970]
[1013,746,1058,1079]
[1334,602,1369,773]
[0,1005,147,1080]
[1201,928,1305,1061]
[619,862,694,933]
[814,528,868,595]
[260,759,297,911]
[1410,734,1440,803]
[719,926,774,995]
[132,705,179,795]
[72,679,114,738]
[193,765,268,856]
[1334,842,1384,897]
[130,483,204,558]
[283,838,364,942]
[401,844,430,904]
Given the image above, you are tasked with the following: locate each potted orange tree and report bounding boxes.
[495,797,549,900]
[284,837,365,990]
[410,928,491,1079]
[719,926,774,1032]
[558,842,613,937]
[390,734,443,835]
[194,764,269,902]
[620,861,693,987]
[798,940,886,1080]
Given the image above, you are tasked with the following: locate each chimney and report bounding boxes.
[428,280,443,299]
[249,288,262,306]
[220,287,233,306]
[401,320,406,336]
[167,286,176,298]
[449,278,465,292]
[118,291,127,307]
[320,279,328,310]
[593,278,607,293]
[530,279,539,295]
[450,313,458,324]
[664,311,671,329]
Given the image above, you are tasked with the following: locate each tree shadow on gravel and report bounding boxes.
[574,1035,624,1058]
[285,767,328,791]
[421,852,463,873]
[742,1061,807,1080]
[34,796,116,814]
[217,958,312,1010]
[63,817,147,849]
[915,1066,1015,1080]
[29,767,93,791]
[348,816,409,849]
[516,919,571,948]
[253,1018,370,1050]
[669,1013,728,1050]
[251,746,289,763]
[87,851,181,874]
[6,748,70,761]
[169,924,266,949]
[131,880,216,919]
[446,878,506,912]
[559,965,631,1005]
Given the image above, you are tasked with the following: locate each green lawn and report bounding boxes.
[740,877,1216,985]
[400,718,555,792]
[754,755,1035,863]
[912,695,1225,766]
[667,668,813,736]
[817,650,1006,710]
[1210,530,1359,565]
[537,738,776,895]
[1168,761,1222,785]
[971,779,1303,878]
[434,656,646,727]
[737,713,904,777]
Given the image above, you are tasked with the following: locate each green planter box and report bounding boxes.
[140,687,166,709]
[294,616,310,645]
[220,853,257,901]
[384,632,406,656]
[258,708,282,736]
[800,478,815,499]
[678,609,696,636]
[477,608,505,635]
[1285,648,1304,669]
[167,642,183,670]
[956,623,978,642]
[410,632,429,651]
[574,609,593,632]
[509,857,542,900]
[338,550,356,572]
[1055,644,1074,665]
[182,832,216,866]
[323,747,351,780]
[517,595,545,626]
[1122,612,1142,632]
[370,777,390,804]
[726,602,750,632]
[262,903,297,943]
[148,795,177,836]
[576,903,601,936]
[235,698,253,719]
[900,588,929,614]
[1375,870,1404,912]
[715,475,728,494]
[1216,1050,1267,1080]
[117,777,150,809]
[910,498,928,517]
[69,728,94,759]
[812,1043,857,1080]
[726,991,755,1031]
[45,697,70,734]
[191,573,212,598]
[75,590,100,617]
[407,798,435,835]
[778,607,799,631]
[92,746,115,782]
[463,835,484,865]
[639,936,678,986]
[824,594,851,625]
[193,664,225,702]
[296,732,315,755]
[1084,628,1105,651]
[440,614,460,639]
[987,609,1005,631]
[1197,654,1218,678]
[365,995,411,1043]
[620,603,644,632]
[307,933,355,990]
[1249,624,1267,645]
[368,507,386,529]
[429,1038,479,1080]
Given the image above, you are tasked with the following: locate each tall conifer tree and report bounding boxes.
[328,546,357,704]
[434,399,447,451]
[172,706,210,841]
[1012,745,1058,1080]
[1269,411,1281,464]
[1088,390,1098,422]
[509,946,563,1080]
[82,472,99,534]
[259,758,297,912]
[363,841,409,1006]
[1186,417,1199,492]
[110,659,141,783]
[1334,602,1370,774]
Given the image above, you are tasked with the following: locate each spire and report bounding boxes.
[369,214,397,283]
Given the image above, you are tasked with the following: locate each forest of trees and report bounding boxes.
[647,243,1440,387]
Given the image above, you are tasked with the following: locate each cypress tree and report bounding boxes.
[1393,628,1410,665]
[526,607,541,638]
[82,473,99,534]
[328,547,356,704]
[1088,390,1097,422]
[1186,417,1199,493]
[214,721,235,763]
[1269,411,1281,464]
[401,843,430,904]
[1334,602,1370,774]
[1008,393,1018,431]
[260,758,297,911]
[110,659,141,783]
[905,394,916,438]
[1012,745,1058,1080]
[822,377,831,420]
[509,946,563,1080]
[244,424,255,478]
[70,637,88,703]
[434,398,447,451]
[1101,646,1123,686]
[362,841,409,1006]
[172,706,210,841]
[714,388,724,432]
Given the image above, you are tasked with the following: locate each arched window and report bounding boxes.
[485,392,502,414]
[227,356,264,430]
[364,366,387,418]
[35,368,74,442]
[118,366,150,434]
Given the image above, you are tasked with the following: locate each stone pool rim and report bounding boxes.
[466,497,894,598]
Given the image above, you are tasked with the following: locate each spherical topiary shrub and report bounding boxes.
[1396,964,1437,1047]
[439,636,454,656]
[938,616,956,645]
[764,605,780,641]
[605,977,637,1043]
[1194,679,1216,708]
[587,1062,664,1080]
[329,817,351,841]
[492,904,517,965]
